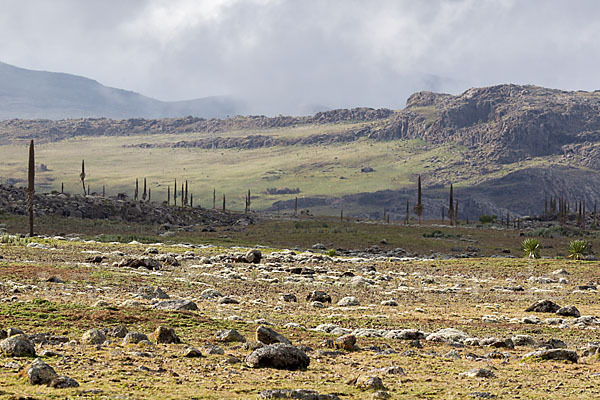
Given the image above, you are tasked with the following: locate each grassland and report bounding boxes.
[0,215,600,399]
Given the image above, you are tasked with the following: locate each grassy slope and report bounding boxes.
[0,121,570,215]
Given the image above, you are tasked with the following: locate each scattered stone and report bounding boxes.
[280,293,297,302]
[352,375,386,391]
[245,344,310,370]
[556,305,581,317]
[122,331,150,345]
[334,334,357,351]
[136,286,169,300]
[461,368,496,378]
[310,301,325,308]
[201,344,225,355]
[512,335,536,347]
[216,329,246,343]
[200,288,224,300]
[525,300,561,313]
[380,299,398,306]
[256,326,291,345]
[522,349,578,363]
[217,296,240,305]
[81,329,106,345]
[152,326,180,344]
[337,296,360,306]
[372,391,391,399]
[183,347,203,358]
[384,329,425,340]
[470,392,496,399]
[118,257,161,270]
[244,249,262,263]
[426,328,468,343]
[306,290,331,303]
[46,276,63,283]
[93,300,110,308]
[108,325,129,338]
[49,375,80,388]
[259,389,340,399]
[26,358,57,385]
[7,327,24,336]
[152,299,198,311]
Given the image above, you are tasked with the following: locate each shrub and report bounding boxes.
[326,249,337,257]
[525,226,582,238]
[568,240,589,260]
[479,214,497,224]
[522,238,541,259]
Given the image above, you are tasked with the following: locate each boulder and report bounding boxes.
[306,290,331,303]
[49,375,80,388]
[256,326,291,345]
[259,389,340,399]
[334,334,357,351]
[522,348,578,363]
[152,326,180,344]
[81,328,106,345]
[216,329,246,343]
[122,331,149,345]
[0,334,36,357]
[152,299,198,311]
[245,344,310,370]
[26,358,57,385]
[525,300,561,313]
[337,296,360,306]
[556,305,581,317]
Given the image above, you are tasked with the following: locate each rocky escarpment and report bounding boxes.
[368,85,600,163]
[0,183,253,227]
[0,107,393,145]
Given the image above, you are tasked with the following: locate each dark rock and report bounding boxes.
[0,334,35,357]
[306,290,331,303]
[152,326,180,344]
[279,293,297,302]
[46,276,64,283]
[334,334,357,351]
[152,299,198,311]
[216,329,246,343]
[49,375,80,388]
[122,331,149,345]
[556,305,581,317]
[259,389,340,400]
[522,348,578,363]
[27,358,57,385]
[525,300,561,313]
[256,326,291,345]
[245,344,310,370]
[244,249,262,263]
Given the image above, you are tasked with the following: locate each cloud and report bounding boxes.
[1,0,600,115]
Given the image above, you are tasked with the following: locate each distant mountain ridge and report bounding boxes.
[0,61,241,119]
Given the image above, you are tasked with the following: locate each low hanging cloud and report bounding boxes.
[1,0,600,115]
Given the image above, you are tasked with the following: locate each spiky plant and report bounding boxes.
[134,179,139,201]
[142,178,147,201]
[167,185,170,206]
[27,140,35,236]
[413,175,423,224]
[80,160,86,195]
[448,184,454,226]
[213,188,216,209]
[568,239,589,260]
[174,179,177,207]
[222,194,226,211]
[522,238,541,259]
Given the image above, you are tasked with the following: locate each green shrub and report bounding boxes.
[423,230,461,239]
[0,234,32,245]
[326,249,337,257]
[568,239,589,260]
[522,238,541,259]
[526,226,582,238]
[479,214,497,224]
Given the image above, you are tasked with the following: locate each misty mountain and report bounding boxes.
[0,62,242,120]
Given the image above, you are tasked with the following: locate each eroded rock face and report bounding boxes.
[245,344,310,370]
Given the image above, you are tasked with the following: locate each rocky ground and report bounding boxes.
[0,234,600,399]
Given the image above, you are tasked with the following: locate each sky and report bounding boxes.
[2,0,600,114]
